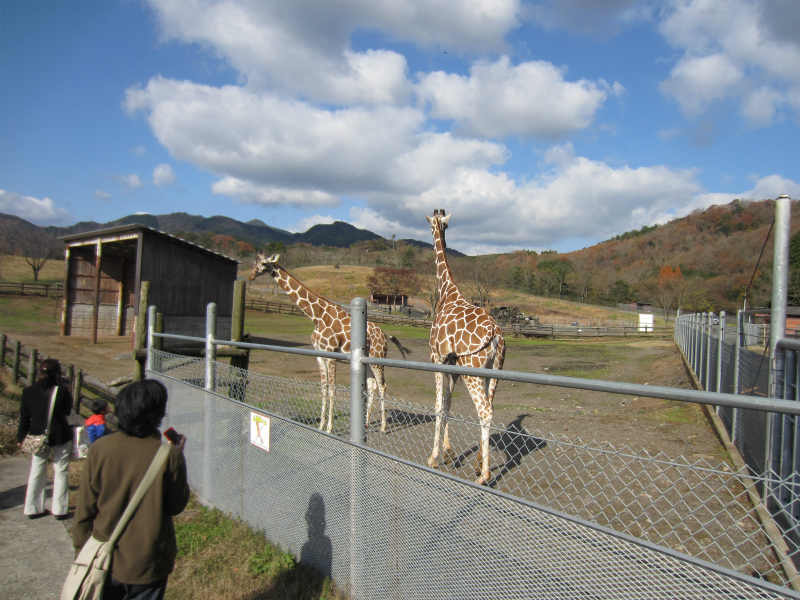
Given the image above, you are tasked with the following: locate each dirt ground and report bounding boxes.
[2,310,723,463]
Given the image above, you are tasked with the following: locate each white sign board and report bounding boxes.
[250,412,270,451]
[639,313,654,332]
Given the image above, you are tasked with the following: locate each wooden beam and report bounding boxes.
[61,246,70,336]
[91,242,102,344]
[115,258,125,337]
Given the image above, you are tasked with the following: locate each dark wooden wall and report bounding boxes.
[140,233,237,318]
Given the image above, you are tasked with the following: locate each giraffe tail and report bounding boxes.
[442,352,458,366]
[388,335,412,360]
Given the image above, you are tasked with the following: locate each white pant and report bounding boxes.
[24,440,71,516]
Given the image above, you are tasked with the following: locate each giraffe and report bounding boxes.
[249,254,409,433]
[426,210,506,485]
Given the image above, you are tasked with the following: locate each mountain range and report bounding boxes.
[0,211,464,255]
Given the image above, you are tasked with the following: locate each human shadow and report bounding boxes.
[452,414,546,486]
[0,484,26,510]
[299,492,333,579]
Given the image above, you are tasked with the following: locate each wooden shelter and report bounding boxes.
[60,225,239,346]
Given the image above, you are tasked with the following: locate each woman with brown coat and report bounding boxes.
[73,379,190,600]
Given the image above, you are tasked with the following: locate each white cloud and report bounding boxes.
[115,174,145,190]
[153,163,176,186]
[211,177,339,208]
[293,214,336,233]
[417,56,619,139]
[125,77,505,196]
[659,53,742,116]
[144,0,520,105]
[94,190,112,201]
[658,0,800,125]
[0,189,71,226]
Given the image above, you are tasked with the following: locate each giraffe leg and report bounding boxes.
[372,364,388,433]
[476,417,492,485]
[465,374,493,485]
[441,374,457,463]
[365,373,376,430]
[317,357,329,431]
[428,371,446,469]
[326,359,336,433]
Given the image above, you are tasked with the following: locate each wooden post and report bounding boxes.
[27,348,38,387]
[61,246,71,336]
[115,259,125,337]
[230,280,249,400]
[74,370,83,413]
[0,334,6,370]
[133,281,149,381]
[155,312,164,351]
[11,341,21,384]
[91,241,103,344]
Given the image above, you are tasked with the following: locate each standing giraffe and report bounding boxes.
[426,210,505,485]
[249,254,409,433]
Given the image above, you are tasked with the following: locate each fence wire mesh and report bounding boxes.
[151,349,800,595]
[152,368,796,600]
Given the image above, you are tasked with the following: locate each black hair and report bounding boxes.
[91,399,108,415]
[115,379,168,438]
[38,358,62,388]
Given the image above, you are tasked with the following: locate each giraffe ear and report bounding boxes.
[425,214,433,223]
[269,254,280,262]
[441,213,451,225]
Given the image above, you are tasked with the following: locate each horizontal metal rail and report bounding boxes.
[151,332,800,416]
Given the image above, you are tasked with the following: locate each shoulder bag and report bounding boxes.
[61,443,172,600]
[20,386,57,456]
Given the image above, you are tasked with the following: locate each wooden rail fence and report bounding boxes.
[0,332,121,428]
[0,282,63,298]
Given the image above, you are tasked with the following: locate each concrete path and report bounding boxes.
[0,455,76,600]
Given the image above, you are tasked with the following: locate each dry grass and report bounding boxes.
[0,369,22,456]
[0,254,64,283]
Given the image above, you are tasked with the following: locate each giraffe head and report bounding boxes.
[249,252,281,281]
[425,209,450,241]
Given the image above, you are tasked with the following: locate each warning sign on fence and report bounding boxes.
[250,412,270,451]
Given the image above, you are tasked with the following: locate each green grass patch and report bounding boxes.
[169,497,344,600]
[0,296,62,332]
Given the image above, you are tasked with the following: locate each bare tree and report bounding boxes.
[464,258,503,307]
[18,229,59,281]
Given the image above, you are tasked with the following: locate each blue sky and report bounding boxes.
[1,0,798,255]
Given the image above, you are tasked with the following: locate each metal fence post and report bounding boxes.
[717,311,726,394]
[768,195,791,502]
[205,303,217,392]
[349,297,367,444]
[348,297,367,599]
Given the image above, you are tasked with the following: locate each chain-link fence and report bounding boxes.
[150,344,800,598]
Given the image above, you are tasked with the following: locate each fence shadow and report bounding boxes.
[452,414,547,485]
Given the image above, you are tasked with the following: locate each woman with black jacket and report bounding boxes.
[17,358,74,519]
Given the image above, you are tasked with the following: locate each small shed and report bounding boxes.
[60,225,239,347]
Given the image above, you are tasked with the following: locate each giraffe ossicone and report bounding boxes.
[426,210,506,485]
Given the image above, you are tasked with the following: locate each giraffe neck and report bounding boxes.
[432,225,461,303]
[271,266,337,322]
